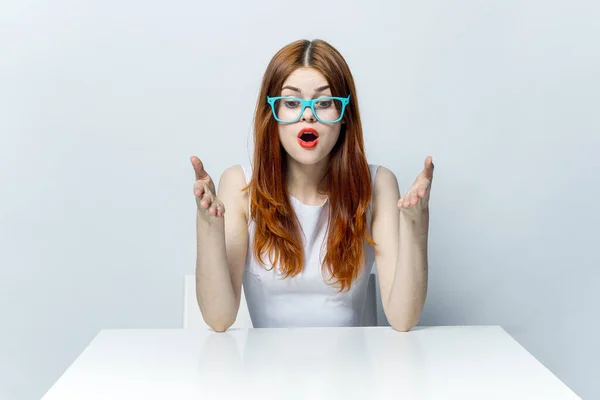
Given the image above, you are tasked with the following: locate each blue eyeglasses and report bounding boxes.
[266,95,350,124]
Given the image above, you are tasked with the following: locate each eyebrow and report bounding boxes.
[281,85,330,93]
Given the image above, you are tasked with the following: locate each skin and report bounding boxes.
[191,67,433,332]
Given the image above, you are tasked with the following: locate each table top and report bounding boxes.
[42,325,580,400]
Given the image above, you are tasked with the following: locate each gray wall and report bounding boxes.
[1,1,598,399]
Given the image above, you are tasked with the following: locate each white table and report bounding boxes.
[42,326,580,400]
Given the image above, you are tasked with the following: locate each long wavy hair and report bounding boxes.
[243,39,375,292]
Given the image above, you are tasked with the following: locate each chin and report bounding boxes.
[285,151,326,166]
[290,155,322,166]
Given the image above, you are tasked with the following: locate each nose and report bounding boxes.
[300,105,316,122]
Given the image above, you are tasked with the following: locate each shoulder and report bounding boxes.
[371,166,400,210]
[217,164,250,221]
[371,166,399,193]
[219,164,247,185]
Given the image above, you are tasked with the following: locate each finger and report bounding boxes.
[208,202,219,215]
[417,185,427,197]
[200,192,213,208]
[402,194,411,208]
[190,156,209,181]
[410,190,419,205]
[398,197,411,209]
[422,156,434,180]
[193,181,206,198]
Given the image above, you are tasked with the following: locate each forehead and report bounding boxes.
[282,67,328,89]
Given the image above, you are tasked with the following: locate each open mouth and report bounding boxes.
[297,128,319,148]
[300,132,318,142]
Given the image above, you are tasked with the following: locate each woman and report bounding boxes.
[191,39,434,332]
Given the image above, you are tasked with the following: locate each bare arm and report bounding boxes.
[371,158,433,332]
[192,158,248,332]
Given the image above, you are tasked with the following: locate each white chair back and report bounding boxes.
[362,272,378,326]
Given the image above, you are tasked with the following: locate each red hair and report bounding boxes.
[244,39,375,292]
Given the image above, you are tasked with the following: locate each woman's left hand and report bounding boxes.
[398,156,434,213]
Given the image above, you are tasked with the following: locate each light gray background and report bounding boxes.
[1,1,598,399]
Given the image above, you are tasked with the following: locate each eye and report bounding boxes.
[284,100,300,108]
[315,99,333,109]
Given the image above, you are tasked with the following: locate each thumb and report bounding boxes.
[422,156,434,180]
[190,156,209,181]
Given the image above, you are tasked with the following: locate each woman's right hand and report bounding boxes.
[191,156,225,219]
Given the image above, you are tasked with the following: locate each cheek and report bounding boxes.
[277,126,294,143]
[322,127,342,146]
[277,126,297,152]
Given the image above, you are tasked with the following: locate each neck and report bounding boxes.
[284,156,329,206]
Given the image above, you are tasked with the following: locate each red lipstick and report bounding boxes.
[297,128,319,149]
